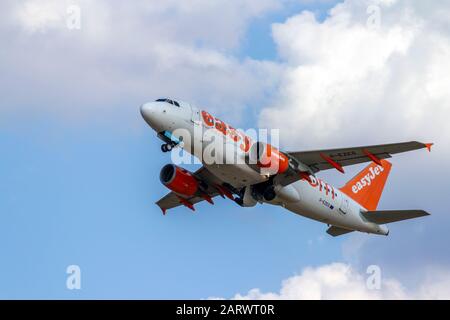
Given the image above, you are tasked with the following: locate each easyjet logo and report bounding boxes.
[351,165,384,194]
[201,110,252,152]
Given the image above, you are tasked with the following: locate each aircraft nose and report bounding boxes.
[140,102,154,118]
[140,102,160,128]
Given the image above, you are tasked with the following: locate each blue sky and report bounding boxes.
[1,0,450,299]
[0,110,343,299]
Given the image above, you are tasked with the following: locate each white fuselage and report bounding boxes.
[141,100,389,235]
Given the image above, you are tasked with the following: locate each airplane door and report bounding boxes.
[191,106,201,125]
[339,197,349,215]
[190,106,203,149]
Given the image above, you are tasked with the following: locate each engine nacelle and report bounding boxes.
[249,142,290,175]
[160,164,198,197]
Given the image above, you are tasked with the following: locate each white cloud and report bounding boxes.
[254,0,450,293]
[223,263,450,300]
[3,0,450,300]
[14,0,65,33]
[11,0,280,48]
[259,0,450,151]
[0,0,282,123]
[4,0,450,134]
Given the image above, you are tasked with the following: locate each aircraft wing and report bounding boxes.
[156,192,208,211]
[287,141,432,174]
[156,166,225,214]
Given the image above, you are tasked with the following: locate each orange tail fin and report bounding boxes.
[339,160,392,211]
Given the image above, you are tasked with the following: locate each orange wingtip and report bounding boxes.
[425,143,434,152]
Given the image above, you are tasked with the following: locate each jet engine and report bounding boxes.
[249,142,290,175]
[160,164,198,197]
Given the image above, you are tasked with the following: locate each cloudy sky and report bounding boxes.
[1,0,449,299]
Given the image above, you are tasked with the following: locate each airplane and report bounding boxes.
[140,98,432,237]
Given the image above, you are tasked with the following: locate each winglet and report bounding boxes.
[161,207,167,215]
[425,143,433,152]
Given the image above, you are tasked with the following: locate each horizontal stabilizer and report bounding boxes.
[327,226,354,237]
[361,210,430,224]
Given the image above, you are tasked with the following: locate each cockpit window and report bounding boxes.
[155,98,180,107]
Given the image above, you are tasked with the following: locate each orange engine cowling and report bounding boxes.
[249,142,290,175]
[160,164,198,197]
